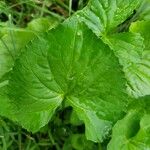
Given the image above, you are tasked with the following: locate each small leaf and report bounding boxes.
[78,0,141,36]
[108,103,150,150]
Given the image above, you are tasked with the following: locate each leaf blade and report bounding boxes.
[78,0,141,36]
[8,17,128,141]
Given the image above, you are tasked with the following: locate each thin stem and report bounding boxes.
[40,0,47,17]
[69,0,73,16]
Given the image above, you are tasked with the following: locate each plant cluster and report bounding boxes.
[1,0,150,149]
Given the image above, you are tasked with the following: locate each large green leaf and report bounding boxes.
[107,32,146,97]
[0,18,59,123]
[78,0,141,36]
[8,17,128,142]
[128,21,150,97]
[107,21,150,98]
[108,96,150,150]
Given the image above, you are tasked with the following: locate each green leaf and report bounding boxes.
[8,17,128,142]
[0,28,35,119]
[73,0,150,98]
[0,18,59,124]
[107,20,150,98]
[106,32,147,97]
[108,103,150,150]
[78,0,141,36]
